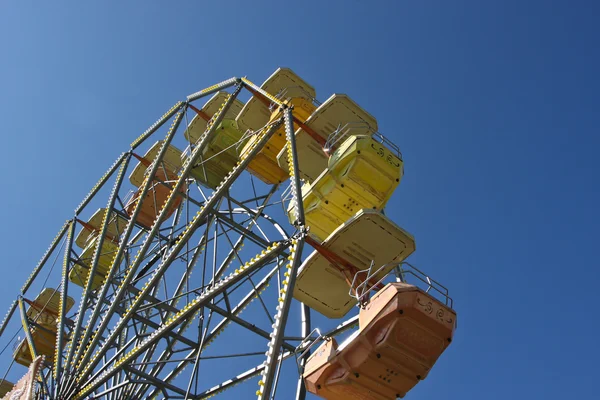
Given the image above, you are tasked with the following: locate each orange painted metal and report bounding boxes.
[126,168,186,229]
[303,283,456,399]
[132,152,152,167]
[293,117,328,149]
[244,85,273,108]
[188,103,211,122]
[22,298,58,319]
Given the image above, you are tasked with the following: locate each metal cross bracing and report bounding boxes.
[0,75,381,400]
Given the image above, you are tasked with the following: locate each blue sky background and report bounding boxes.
[1,0,599,399]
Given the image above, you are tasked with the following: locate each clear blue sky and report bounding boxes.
[1,1,599,399]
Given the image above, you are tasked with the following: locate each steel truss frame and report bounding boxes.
[0,76,364,400]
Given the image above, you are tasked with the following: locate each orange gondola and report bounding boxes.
[304,282,456,399]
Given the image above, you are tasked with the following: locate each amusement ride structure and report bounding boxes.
[0,68,457,399]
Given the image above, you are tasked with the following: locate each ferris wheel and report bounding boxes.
[0,68,457,400]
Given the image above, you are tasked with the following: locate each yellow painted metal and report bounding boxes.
[234,68,317,184]
[70,208,127,289]
[184,91,244,144]
[288,135,403,241]
[74,208,127,249]
[69,235,119,290]
[26,288,75,324]
[14,328,56,366]
[240,97,316,184]
[14,289,74,367]
[293,209,415,318]
[184,92,246,189]
[236,67,316,133]
[276,94,378,183]
[129,140,183,188]
[189,119,248,189]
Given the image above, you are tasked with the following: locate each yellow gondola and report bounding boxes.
[184,92,247,189]
[126,140,185,228]
[303,282,456,399]
[13,289,74,367]
[288,134,403,242]
[69,208,127,289]
[237,67,317,184]
[276,93,378,183]
[293,209,415,318]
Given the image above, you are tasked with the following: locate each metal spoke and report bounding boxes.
[0,73,425,400]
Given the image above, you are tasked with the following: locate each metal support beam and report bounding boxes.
[122,211,219,399]
[258,107,307,399]
[214,211,285,251]
[74,241,290,399]
[203,302,296,352]
[326,315,359,338]
[130,101,184,150]
[125,366,188,397]
[0,300,17,339]
[187,77,240,102]
[18,297,39,361]
[71,109,187,378]
[146,267,276,398]
[240,77,283,107]
[115,205,230,399]
[283,107,306,226]
[65,154,130,376]
[76,88,245,382]
[0,218,70,345]
[75,152,129,214]
[194,314,359,400]
[8,75,373,399]
[196,351,294,399]
[54,220,76,383]
[89,379,130,399]
[140,188,281,399]
[295,304,311,400]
